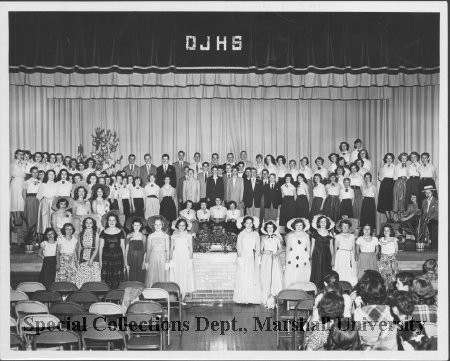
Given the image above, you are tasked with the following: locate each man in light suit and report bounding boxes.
[156,154,177,188]
[140,153,157,185]
[172,150,190,184]
[243,168,263,218]
[226,166,244,211]
[223,163,233,198]
[198,162,210,199]
[190,152,202,179]
[421,185,438,251]
[177,166,190,205]
[123,154,140,178]
[183,169,201,207]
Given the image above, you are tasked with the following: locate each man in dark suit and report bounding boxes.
[206,166,224,207]
[421,185,438,251]
[156,154,177,188]
[177,165,190,206]
[139,153,157,185]
[262,173,281,221]
[172,150,190,184]
[198,161,210,199]
[259,169,270,220]
[243,168,263,218]
[123,154,140,178]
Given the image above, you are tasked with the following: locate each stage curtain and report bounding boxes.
[10,84,439,181]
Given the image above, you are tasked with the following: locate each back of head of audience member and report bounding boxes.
[395,272,415,292]
[422,259,437,274]
[317,292,345,322]
[322,271,340,288]
[325,318,361,350]
[389,290,415,320]
[411,277,436,306]
[355,270,387,306]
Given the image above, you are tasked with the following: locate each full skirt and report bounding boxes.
[285,248,311,287]
[357,252,378,279]
[233,252,261,304]
[310,245,332,288]
[55,254,78,283]
[39,256,56,288]
[101,247,125,289]
[377,178,395,212]
[75,261,101,288]
[144,197,160,219]
[295,194,310,219]
[279,196,296,226]
[145,250,168,288]
[339,199,353,218]
[309,197,323,220]
[393,178,407,212]
[24,194,39,230]
[10,177,25,212]
[160,196,177,224]
[333,250,358,286]
[322,195,340,222]
[132,198,145,218]
[378,254,398,289]
[37,198,54,234]
[405,177,420,206]
[260,253,284,304]
[360,197,376,229]
[128,247,145,282]
[352,188,363,221]
[170,250,195,296]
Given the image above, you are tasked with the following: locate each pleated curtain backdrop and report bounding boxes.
[10,84,439,181]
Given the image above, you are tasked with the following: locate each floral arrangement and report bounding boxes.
[76,127,123,173]
[194,224,237,253]
[401,215,430,251]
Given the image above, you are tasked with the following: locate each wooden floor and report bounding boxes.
[167,303,292,351]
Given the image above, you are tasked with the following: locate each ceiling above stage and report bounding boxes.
[9,12,439,74]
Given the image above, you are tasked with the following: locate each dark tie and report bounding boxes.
[346,189,349,192]
[196,164,199,174]
[271,184,273,190]
[180,161,183,168]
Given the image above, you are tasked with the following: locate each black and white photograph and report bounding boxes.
[1,1,448,359]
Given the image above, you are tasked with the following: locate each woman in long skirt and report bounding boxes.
[333,219,358,286]
[279,175,297,227]
[309,215,335,289]
[360,173,377,230]
[260,221,284,304]
[295,174,310,219]
[377,224,399,289]
[285,218,312,287]
[355,224,379,279]
[169,218,196,298]
[233,216,261,304]
[130,177,145,218]
[309,174,326,220]
[10,150,26,224]
[377,153,396,222]
[36,170,58,234]
[75,217,101,288]
[55,223,79,283]
[38,228,57,288]
[159,176,177,224]
[392,153,409,222]
[125,217,147,282]
[405,151,421,204]
[322,173,341,222]
[349,164,364,222]
[23,167,41,231]
[299,157,314,207]
[144,174,160,219]
[145,217,170,287]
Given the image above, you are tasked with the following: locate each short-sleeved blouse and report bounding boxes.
[356,236,379,252]
[379,237,397,255]
[57,236,77,254]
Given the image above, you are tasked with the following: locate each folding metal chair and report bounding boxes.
[10,333,25,350]
[10,317,19,334]
[66,291,99,310]
[338,281,353,295]
[104,289,125,304]
[141,288,171,345]
[82,327,127,350]
[152,282,182,332]
[10,290,29,318]
[30,290,62,308]
[49,302,84,322]
[88,302,124,323]
[275,289,310,349]
[125,312,166,350]
[287,281,318,296]
[15,300,49,321]
[48,281,79,299]
[19,313,61,346]
[293,298,315,349]
[33,330,80,350]
[68,313,107,336]
[118,281,145,290]
[16,282,46,295]
[126,300,164,315]
[80,282,110,299]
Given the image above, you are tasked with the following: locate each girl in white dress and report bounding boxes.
[179,200,199,234]
[285,218,312,287]
[260,220,284,305]
[145,217,170,288]
[233,216,261,304]
[36,170,58,234]
[91,184,110,229]
[72,185,92,234]
[333,219,358,286]
[144,174,160,219]
[170,218,196,298]
[355,224,379,279]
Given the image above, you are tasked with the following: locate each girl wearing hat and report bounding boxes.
[294,174,310,219]
[393,152,410,221]
[377,153,396,222]
[233,216,261,304]
[51,197,74,237]
[355,224,379,279]
[285,218,312,287]
[145,216,170,288]
[309,174,326,220]
[322,173,341,222]
[405,152,421,204]
[159,176,178,224]
[169,218,196,298]
[125,218,147,282]
[377,224,399,289]
[279,174,297,227]
[75,217,101,288]
[55,223,79,283]
[260,220,284,304]
[360,173,377,230]
[36,169,58,234]
[333,219,358,286]
[72,185,93,234]
[144,174,160,219]
[310,215,335,288]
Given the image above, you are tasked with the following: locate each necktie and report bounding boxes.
[164,165,167,172]
[271,184,273,190]
[346,189,349,192]
[196,164,199,174]
[147,165,150,174]
[131,165,134,173]
[180,161,183,168]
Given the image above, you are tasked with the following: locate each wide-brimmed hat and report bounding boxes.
[260,220,279,235]
[171,217,193,231]
[101,210,123,228]
[91,183,110,199]
[236,216,260,229]
[422,185,437,192]
[51,196,74,211]
[125,216,148,232]
[147,215,169,232]
[311,214,335,231]
[335,218,359,233]
[71,181,91,199]
[286,218,310,232]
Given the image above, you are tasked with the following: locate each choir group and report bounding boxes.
[9,138,439,350]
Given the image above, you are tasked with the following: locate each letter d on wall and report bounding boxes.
[186,35,196,50]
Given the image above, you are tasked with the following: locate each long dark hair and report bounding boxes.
[80,217,98,244]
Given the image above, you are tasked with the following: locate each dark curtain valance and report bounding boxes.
[9,12,439,73]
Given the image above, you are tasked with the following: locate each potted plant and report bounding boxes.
[401,215,430,252]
